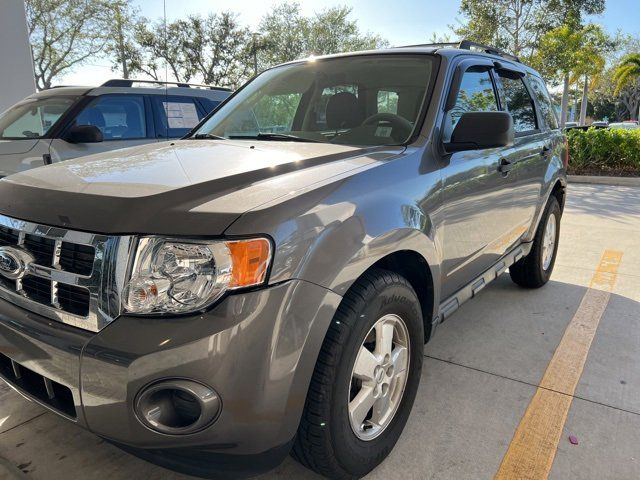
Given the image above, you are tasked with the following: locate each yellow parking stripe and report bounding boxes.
[494,250,623,480]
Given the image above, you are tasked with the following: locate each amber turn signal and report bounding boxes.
[226,238,272,289]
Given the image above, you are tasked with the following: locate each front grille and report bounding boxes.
[0,352,76,418]
[60,242,95,276]
[0,214,134,332]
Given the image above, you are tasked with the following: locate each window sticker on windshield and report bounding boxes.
[162,102,199,129]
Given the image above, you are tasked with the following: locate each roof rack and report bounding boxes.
[399,39,521,63]
[101,79,232,91]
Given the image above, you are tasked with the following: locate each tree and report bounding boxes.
[258,3,387,69]
[533,24,609,127]
[453,0,547,60]
[26,0,114,89]
[106,0,142,79]
[452,0,605,61]
[614,54,640,93]
[180,13,253,88]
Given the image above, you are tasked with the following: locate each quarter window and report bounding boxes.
[75,95,146,140]
[497,71,537,133]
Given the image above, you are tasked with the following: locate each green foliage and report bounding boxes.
[25,0,115,89]
[453,0,605,61]
[258,3,387,68]
[567,128,640,174]
[614,54,640,95]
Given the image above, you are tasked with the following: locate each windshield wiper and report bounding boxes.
[228,133,321,143]
[192,133,226,140]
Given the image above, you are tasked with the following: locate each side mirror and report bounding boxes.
[64,125,103,144]
[446,111,514,152]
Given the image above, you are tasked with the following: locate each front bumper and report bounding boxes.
[0,279,342,477]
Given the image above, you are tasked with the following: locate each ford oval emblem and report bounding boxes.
[0,246,36,280]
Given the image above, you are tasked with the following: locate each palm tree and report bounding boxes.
[614,54,640,94]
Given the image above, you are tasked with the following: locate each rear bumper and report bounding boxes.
[0,279,342,477]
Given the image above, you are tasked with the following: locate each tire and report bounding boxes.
[292,268,424,479]
[509,196,561,288]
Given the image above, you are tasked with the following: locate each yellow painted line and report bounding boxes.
[494,249,623,480]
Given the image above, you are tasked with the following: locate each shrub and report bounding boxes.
[567,128,640,175]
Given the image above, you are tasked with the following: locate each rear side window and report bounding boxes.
[75,95,146,140]
[151,96,206,138]
[528,76,559,130]
[496,71,537,133]
[444,67,498,142]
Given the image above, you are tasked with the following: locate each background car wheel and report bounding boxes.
[292,268,424,479]
[510,196,561,289]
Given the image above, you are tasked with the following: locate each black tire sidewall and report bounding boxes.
[329,281,423,476]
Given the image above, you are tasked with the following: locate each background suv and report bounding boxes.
[0,41,566,479]
[0,79,231,178]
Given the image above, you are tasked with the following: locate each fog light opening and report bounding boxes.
[135,379,221,435]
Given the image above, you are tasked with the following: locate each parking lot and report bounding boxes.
[0,182,638,480]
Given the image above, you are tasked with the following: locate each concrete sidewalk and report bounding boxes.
[0,183,639,480]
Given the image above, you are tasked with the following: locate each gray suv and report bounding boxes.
[0,41,566,479]
[0,79,231,178]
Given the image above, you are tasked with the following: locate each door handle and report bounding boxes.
[498,158,512,174]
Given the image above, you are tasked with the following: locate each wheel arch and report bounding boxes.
[340,249,437,343]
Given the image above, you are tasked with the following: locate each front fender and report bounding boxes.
[224,152,442,300]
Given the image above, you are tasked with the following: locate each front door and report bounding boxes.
[439,64,517,297]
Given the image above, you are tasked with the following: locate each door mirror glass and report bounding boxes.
[445,111,514,152]
[64,124,104,144]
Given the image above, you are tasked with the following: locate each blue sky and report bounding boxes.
[61,0,639,85]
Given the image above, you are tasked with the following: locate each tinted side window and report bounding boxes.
[151,96,206,138]
[528,76,559,130]
[497,72,537,133]
[445,67,498,141]
[75,95,146,140]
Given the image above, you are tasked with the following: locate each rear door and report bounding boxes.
[439,62,518,297]
[50,94,154,162]
[494,69,549,231]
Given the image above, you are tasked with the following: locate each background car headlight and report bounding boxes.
[123,237,272,314]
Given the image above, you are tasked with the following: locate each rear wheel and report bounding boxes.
[510,196,561,288]
[292,269,424,479]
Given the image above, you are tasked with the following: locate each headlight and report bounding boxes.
[123,237,272,315]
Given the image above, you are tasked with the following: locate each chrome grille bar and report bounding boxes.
[0,214,135,332]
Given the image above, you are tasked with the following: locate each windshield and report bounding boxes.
[0,96,77,139]
[195,54,437,146]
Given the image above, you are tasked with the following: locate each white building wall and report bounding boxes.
[0,0,36,113]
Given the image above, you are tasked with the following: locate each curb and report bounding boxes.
[568,175,640,187]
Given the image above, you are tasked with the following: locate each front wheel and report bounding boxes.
[292,269,424,479]
[510,196,561,288]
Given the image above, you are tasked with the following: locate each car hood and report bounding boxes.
[0,139,39,156]
[0,139,402,235]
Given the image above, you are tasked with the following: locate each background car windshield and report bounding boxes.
[0,97,76,139]
[196,55,437,146]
